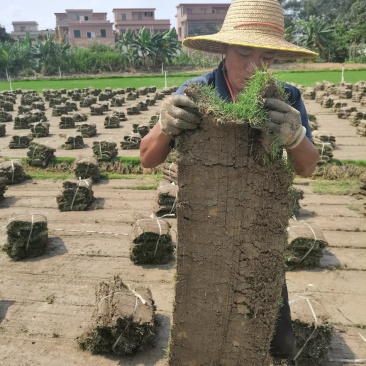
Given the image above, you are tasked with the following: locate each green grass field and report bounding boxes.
[1,69,366,92]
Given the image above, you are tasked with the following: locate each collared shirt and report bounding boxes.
[174,60,314,143]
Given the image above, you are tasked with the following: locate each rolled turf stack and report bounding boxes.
[59,115,76,129]
[72,112,88,122]
[137,124,150,137]
[3,215,48,260]
[286,220,328,270]
[130,216,174,264]
[27,142,56,167]
[74,157,101,183]
[288,298,333,366]
[120,134,141,150]
[0,123,5,136]
[104,114,120,128]
[154,179,178,217]
[30,121,50,138]
[0,110,13,122]
[0,160,26,184]
[0,175,7,201]
[56,178,94,211]
[62,135,84,150]
[9,135,33,149]
[289,187,304,218]
[161,162,178,184]
[77,123,97,137]
[357,120,366,137]
[92,141,118,161]
[77,275,156,356]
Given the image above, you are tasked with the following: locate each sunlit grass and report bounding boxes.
[311,179,360,195]
[1,69,366,92]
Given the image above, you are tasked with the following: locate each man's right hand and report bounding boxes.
[159,95,201,136]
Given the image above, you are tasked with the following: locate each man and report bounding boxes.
[140,0,319,359]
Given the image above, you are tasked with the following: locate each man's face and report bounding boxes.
[224,45,276,94]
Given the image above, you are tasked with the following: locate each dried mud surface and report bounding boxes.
[0,83,365,366]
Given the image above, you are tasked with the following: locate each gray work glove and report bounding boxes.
[159,94,201,136]
[262,98,306,150]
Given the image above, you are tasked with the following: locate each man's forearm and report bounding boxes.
[140,123,172,168]
[286,137,319,177]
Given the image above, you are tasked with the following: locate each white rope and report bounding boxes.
[26,214,34,252]
[289,296,319,362]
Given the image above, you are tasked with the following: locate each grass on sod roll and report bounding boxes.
[1,69,366,92]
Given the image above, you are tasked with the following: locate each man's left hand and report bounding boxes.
[262,98,306,150]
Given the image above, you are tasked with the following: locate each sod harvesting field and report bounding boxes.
[1,69,366,92]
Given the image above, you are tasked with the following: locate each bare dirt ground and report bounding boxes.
[0,75,366,366]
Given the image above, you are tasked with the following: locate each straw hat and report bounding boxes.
[183,0,318,60]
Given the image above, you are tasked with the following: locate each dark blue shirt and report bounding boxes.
[174,61,313,143]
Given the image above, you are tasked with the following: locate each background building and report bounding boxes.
[113,8,170,34]
[10,21,56,41]
[176,3,230,42]
[55,9,114,47]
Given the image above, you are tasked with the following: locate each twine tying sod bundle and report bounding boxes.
[10,160,15,184]
[97,287,151,350]
[289,295,320,362]
[287,221,318,263]
[26,214,35,252]
[70,178,90,210]
[320,142,332,161]
[134,214,164,258]
[158,182,178,218]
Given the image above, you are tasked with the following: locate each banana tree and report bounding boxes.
[296,15,335,60]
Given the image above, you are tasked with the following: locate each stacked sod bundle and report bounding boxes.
[154,180,178,217]
[357,120,366,136]
[0,110,12,122]
[27,142,56,167]
[62,135,84,150]
[3,215,48,260]
[130,216,174,264]
[120,134,141,150]
[289,298,333,366]
[77,123,97,137]
[161,162,177,184]
[0,123,5,136]
[56,178,94,211]
[0,160,26,184]
[30,121,50,137]
[92,141,118,161]
[78,275,156,356]
[286,220,328,269]
[104,114,120,128]
[289,187,304,217]
[74,158,101,182]
[59,115,76,129]
[9,135,33,149]
[0,175,7,201]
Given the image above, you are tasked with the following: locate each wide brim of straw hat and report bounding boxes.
[183,33,318,60]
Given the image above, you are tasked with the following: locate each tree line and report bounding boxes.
[0,0,365,78]
[279,0,366,62]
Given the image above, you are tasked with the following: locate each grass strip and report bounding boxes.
[311,179,360,195]
[1,69,366,92]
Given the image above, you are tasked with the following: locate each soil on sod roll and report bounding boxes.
[77,275,156,356]
[169,79,293,365]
